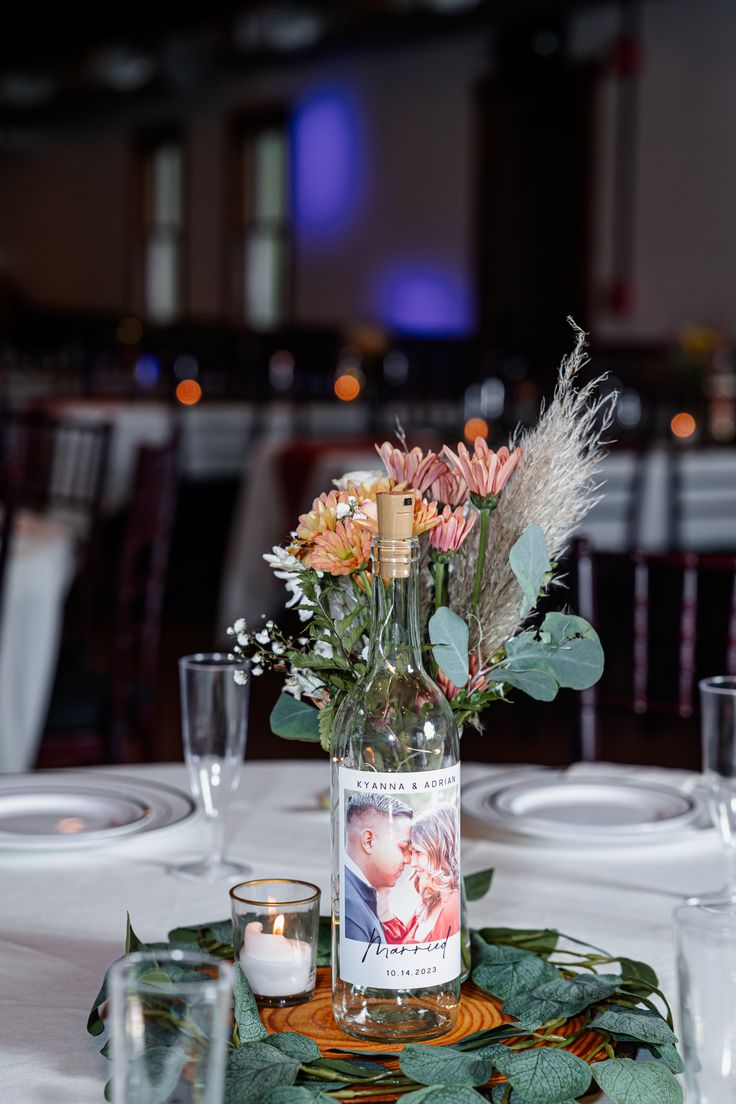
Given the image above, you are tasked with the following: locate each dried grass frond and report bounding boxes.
[450,319,617,655]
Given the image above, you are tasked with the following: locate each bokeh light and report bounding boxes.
[134,354,160,389]
[671,412,696,438]
[464,417,489,442]
[375,264,473,337]
[176,379,202,406]
[334,373,361,401]
[117,317,143,345]
[292,90,361,238]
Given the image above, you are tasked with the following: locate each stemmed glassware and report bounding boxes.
[699,676,736,898]
[172,652,251,882]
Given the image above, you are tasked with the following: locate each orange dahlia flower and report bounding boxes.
[310,519,372,576]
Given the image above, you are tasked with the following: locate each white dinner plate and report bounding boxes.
[0,773,195,850]
[461,769,703,845]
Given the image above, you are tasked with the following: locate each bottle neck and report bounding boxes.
[366,537,425,673]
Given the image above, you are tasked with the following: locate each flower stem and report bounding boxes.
[470,508,492,616]
[433,561,447,610]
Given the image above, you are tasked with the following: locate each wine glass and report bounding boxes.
[172,652,251,882]
[700,676,736,898]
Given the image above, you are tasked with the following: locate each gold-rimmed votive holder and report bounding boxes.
[230,878,321,1007]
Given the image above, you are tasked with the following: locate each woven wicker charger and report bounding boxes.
[260,968,610,1101]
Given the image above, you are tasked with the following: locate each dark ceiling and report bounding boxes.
[0,0,617,131]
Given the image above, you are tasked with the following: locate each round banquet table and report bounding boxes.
[0,760,719,1103]
[0,511,75,773]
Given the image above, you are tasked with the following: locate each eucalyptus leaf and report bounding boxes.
[490,1089,577,1104]
[464,868,494,902]
[477,928,560,957]
[644,1043,685,1074]
[619,957,659,990]
[485,1043,592,1104]
[485,668,558,702]
[87,962,118,1037]
[168,920,232,947]
[429,606,470,687]
[267,1032,321,1063]
[504,972,621,1030]
[537,635,604,691]
[401,1088,489,1103]
[399,1044,494,1087]
[270,693,321,742]
[588,1006,677,1046]
[233,963,268,1043]
[541,612,594,645]
[225,1044,300,1104]
[509,524,551,615]
[591,1058,684,1104]
[472,944,559,1003]
[125,913,149,954]
[123,1044,188,1104]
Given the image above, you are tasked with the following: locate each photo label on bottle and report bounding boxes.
[338,764,462,990]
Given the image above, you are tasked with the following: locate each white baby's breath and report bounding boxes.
[284,666,324,700]
[254,630,270,645]
[272,642,285,655]
[233,669,248,685]
[234,618,246,634]
[251,666,263,677]
[263,545,306,610]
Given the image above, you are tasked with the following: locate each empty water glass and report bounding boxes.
[674,897,736,1103]
[173,653,251,882]
[700,676,736,896]
[109,949,232,1104]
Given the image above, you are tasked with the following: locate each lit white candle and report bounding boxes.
[240,915,311,997]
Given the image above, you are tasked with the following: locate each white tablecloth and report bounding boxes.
[0,512,75,772]
[0,759,719,1102]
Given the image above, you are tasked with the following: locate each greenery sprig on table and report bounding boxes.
[88,874,683,1104]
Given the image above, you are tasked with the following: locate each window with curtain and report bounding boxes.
[230,113,290,329]
[140,137,185,325]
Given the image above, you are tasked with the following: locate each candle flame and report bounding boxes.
[273,914,285,936]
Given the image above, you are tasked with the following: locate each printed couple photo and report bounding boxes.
[342,787,461,946]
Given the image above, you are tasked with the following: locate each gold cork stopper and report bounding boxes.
[376,492,414,579]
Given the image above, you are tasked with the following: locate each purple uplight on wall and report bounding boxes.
[291,90,362,239]
[375,264,474,336]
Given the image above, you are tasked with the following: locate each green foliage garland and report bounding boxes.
[88,875,682,1104]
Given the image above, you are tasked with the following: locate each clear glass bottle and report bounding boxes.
[331,493,461,1042]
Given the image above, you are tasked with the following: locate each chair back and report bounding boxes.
[0,406,110,559]
[109,434,179,760]
[572,541,736,761]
